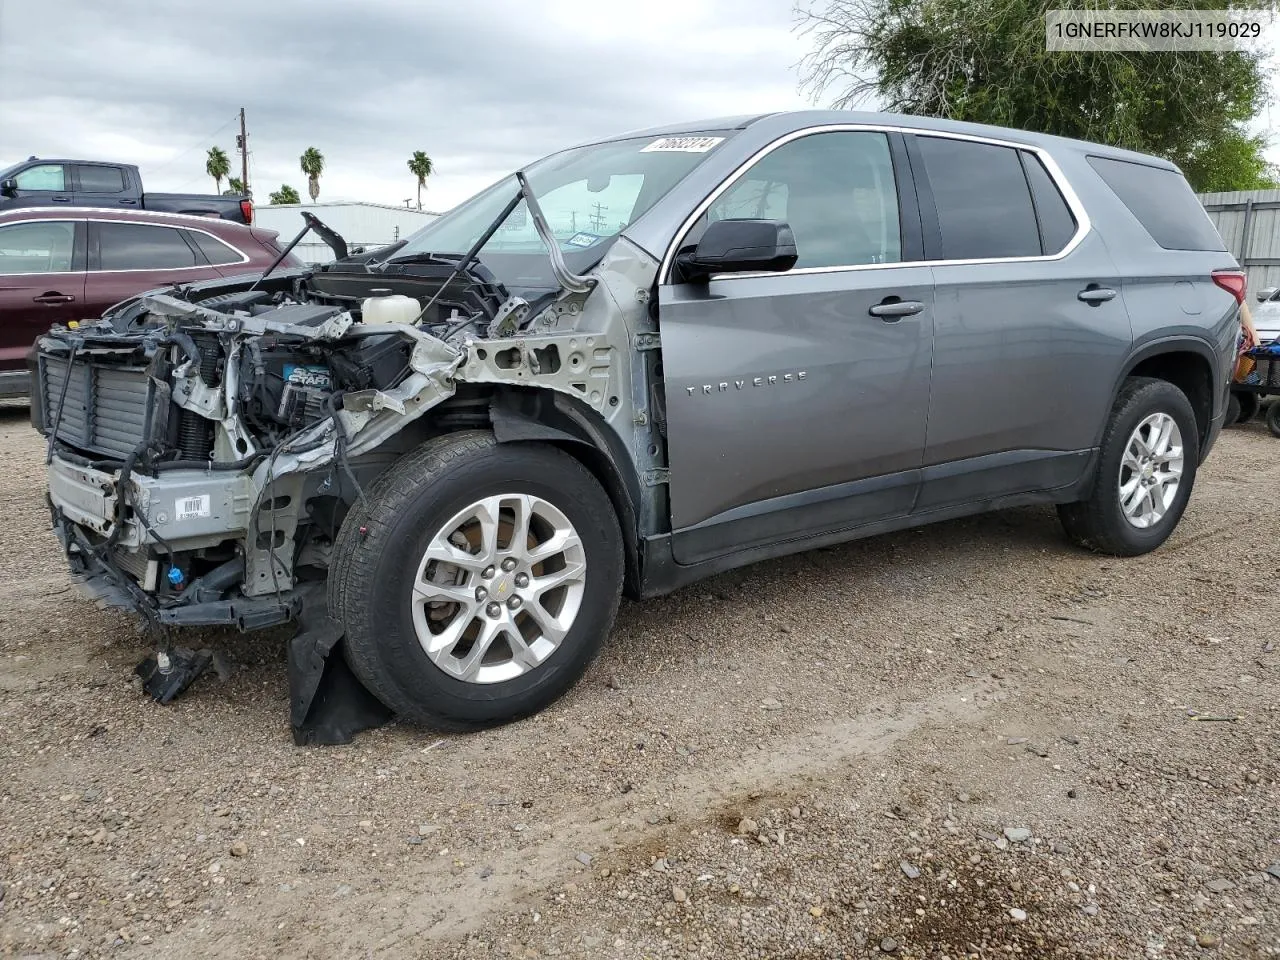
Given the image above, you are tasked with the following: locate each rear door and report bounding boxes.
[909,133,1130,511]
[659,128,935,564]
[84,219,218,317]
[73,164,136,208]
[0,218,86,372]
[8,163,73,208]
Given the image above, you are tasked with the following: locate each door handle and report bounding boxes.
[33,293,75,304]
[118,198,138,205]
[868,298,925,321]
[51,196,71,203]
[1077,285,1117,305]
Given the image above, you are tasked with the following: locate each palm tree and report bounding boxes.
[226,176,244,196]
[299,147,325,202]
[269,184,301,205]
[407,151,434,210]
[206,147,230,194]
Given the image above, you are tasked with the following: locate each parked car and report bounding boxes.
[0,158,253,223]
[32,111,1242,738]
[0,207,296,397]
[1253,285,1280,341]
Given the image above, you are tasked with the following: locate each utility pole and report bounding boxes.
[235,107,249,196]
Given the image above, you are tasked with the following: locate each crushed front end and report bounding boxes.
[36,290,463,633]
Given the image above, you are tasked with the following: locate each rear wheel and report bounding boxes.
[1058,377,1199,556]
[330,431,624,728]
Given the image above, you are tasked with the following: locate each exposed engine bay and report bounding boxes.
[33,209,667,740]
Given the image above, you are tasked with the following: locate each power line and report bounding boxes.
[147,114,240,178]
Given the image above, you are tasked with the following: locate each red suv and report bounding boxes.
[0,207,300,397]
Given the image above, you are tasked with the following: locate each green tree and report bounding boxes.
[797,0,1279,191]
[205,146,230,194]
[269,184,302,205]
[407,151,434,210]
[300,147,325,202]
[226,176,245,196]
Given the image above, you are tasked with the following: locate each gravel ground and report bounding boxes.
[1,403,1278,960]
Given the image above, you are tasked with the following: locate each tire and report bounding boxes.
[1058,377,1200,556]
[329,430,624,729]
[1236,392,1259,424]
[1225,392,1241,427]
[1267,401,1280,439]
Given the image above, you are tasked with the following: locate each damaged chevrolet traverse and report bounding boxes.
[34,112,1241,739]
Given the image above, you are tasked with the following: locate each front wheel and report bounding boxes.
[1058,377,1199,556]
[329,431,624,728]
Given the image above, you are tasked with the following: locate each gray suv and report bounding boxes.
[32,111,1242,737]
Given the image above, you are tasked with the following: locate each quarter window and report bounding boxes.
[0,221,76,274]
[14,164,66,192]
[188,230,244,265]
[702,131,901,269]
[76,165,126,194]
[97,222,198,270]
[916,137,1041,260]
[1087,156,1225,252]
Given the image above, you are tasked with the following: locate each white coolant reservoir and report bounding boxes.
[362,289,420,325]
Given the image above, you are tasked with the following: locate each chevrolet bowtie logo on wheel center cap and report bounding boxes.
[493,576,513,598]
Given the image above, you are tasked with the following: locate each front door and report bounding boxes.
[0,218,86,373]
[658,129,935,564]
[7,163,73,209]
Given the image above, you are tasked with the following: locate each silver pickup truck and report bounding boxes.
[31,111,1241,741]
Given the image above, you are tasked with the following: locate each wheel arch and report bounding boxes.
[486,387,646,599]
[1114,337,1220,453]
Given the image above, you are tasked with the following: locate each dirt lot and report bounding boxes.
[1,403,1278,960]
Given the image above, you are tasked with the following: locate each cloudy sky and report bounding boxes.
[1,0,1276,214]
[0,0,817,211]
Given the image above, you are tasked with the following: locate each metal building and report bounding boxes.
[1198,189,1280,295]
[253,201,441,265]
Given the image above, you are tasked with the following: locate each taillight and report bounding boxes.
[1212,269,1246,304]
[240,198,254,225]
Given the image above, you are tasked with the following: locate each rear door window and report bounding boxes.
[1020,153,1077,255]
[1087,156,1225,251]
[916,136,1041,260]
[96,222,199,270]
[75,165,126,194]
[14,164,67,192]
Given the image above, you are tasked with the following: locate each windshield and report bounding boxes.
[395,132,734,273]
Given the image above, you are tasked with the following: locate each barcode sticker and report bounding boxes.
[640,136,725,153]
[176,494,211,521]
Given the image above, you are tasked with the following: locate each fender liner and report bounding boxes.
[489,388,644,597]
[1107,335,1223,443]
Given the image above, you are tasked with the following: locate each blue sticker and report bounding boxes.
[283,364,331,389]
[565,232,600,248]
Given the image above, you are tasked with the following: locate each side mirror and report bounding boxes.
[675,219,798,282]
[0,178,16,197]
[1257,287,1277,303]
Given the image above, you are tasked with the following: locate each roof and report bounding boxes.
[578,109,1178,170]
[0,206,259,233]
